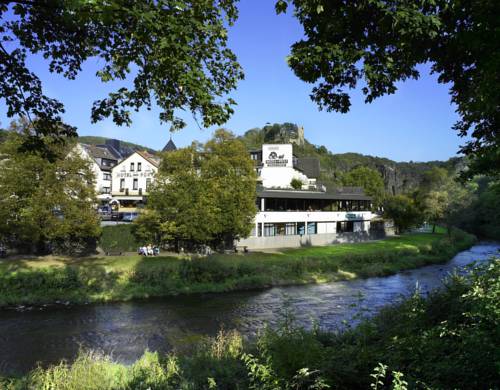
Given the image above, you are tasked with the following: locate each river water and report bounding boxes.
[0,242,498,375]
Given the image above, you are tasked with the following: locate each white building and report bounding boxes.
[239,143,376,249]
[110,151,160,210]
[72,143,118,203]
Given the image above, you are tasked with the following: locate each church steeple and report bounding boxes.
[162,135,177,152]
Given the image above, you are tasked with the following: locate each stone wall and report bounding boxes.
[238,231,385,250]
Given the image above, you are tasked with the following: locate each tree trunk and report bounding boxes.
[432,224,436,234]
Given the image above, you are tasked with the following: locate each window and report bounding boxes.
[103,173,111,181]
[130,162,135,171]
[120,179,125,190]
[337,221,354,233]
[264,223,275,237]
[307,222,317,234]
[137,162,142,171]
[133,178,138,190]
[297,222,305,235]
[285,223,296,235]
[102,187,111,194]
[146,178,151,190]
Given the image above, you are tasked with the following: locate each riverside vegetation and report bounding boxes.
[0,230,475,307]
[1,258,498,389]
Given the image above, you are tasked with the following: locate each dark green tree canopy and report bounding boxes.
[277,0,500,177]
[136,129,257,250]
[0,0,243,138]
[341,166,385,208]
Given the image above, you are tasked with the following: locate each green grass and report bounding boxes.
[0,231,476,307]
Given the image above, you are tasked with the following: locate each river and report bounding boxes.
[0,242,498,375]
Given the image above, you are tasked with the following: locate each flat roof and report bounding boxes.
[257,189,371,201]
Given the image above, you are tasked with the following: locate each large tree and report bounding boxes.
[341,166,385,208]
[135,129,256,250]
[383,195,422,234]
[0,121,100,254]
[0,0,242,141]
[276,0,500,177]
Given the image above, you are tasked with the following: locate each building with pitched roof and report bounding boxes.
[73,143,118,202]
[110,150,160,210]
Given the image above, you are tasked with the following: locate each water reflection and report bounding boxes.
[0,242,498,375]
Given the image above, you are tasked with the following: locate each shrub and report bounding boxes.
[100,224,139,252]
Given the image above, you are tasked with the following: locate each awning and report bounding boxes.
[257,190,371,201]
[112,196,144,201]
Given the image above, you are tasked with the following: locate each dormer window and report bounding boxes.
[130,162,135,171]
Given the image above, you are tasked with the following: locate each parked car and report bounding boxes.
[121,212,139,222]
[98,205,112,214]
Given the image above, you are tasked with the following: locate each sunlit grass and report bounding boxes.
[0,231,475,307]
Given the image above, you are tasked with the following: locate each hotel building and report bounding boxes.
[239,144,377,249]
[110,151,160,210]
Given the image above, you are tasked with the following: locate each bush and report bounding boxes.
[100,224,139,252]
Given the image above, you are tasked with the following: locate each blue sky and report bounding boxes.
[0,0,465,162]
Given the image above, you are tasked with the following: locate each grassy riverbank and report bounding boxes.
[3,258,498,389]
[0,230,475,307]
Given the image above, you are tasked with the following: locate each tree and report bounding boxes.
[0,0,242,142]
[276,0,500,177]
[203,129,258,247]
[341,166,385,208]
[290,178,303,190]
[415,167,450,232]
[0,121,101,254]
[441,179,476,236]
[136,129,257,250]
[383,195,422,234]
[421,190,448,233]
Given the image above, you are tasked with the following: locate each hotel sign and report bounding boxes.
[263,144,293,168]
[116,172,154,178]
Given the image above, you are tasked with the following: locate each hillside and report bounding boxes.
[238,124,464,195]
[1,125,463,195]
[77,135,156,154]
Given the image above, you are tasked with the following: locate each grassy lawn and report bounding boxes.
[0,233,442,273]
[0,231,475,307]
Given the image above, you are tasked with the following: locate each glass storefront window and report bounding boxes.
[307,222,317,234]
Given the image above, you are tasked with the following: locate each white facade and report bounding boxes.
[259,144,314,189]
[111,151,159,200]
[72,144,114,201]
[238,209,374,249]
[238,143,374,249]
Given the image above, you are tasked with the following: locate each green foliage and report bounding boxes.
[0,0,242,141]
[290,178,304,190]
[450,178,500,240]
[138,129,257,250]
[0,121,100,255]
[100,224,139,252]
[383,195,423,234]
[341,166,386,208]
[278,0,499,177]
